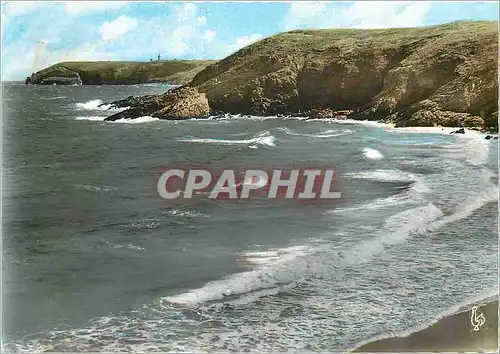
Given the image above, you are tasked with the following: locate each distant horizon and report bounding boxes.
[2,1,498,80]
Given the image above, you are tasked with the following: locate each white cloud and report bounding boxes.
[282,1,430,30]
[197,16,207,26]
[234,34,263,48]
[203,29,217,44]
[227,34,263,54]
[121,3,215,58]
[174,3,197,23]
[2,1,45,16]
[99,15,137,41]
[65,1,128,16]
[283,2,327,30]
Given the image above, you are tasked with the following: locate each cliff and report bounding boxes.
[105,21,498,129]
[25,60,216,86]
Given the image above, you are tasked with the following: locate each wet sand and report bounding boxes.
[354,300,498,352]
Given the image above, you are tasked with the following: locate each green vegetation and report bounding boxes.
[27,60,216,85]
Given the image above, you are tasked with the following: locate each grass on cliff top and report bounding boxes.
[191,20,497,92]
[279,20,496,46]
[33,60,216,84]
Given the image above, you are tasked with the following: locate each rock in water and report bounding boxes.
[450,127,465,134]
[152,87,210,120]
[104,87,209,121]
[485,135,492,140]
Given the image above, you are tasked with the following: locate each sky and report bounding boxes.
[1,1,498,81]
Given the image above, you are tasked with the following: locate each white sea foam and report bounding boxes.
[75,99,104,110]
[345,169,416,184]
[161,245,312,306]
[278,127,353,138]
[326,119,393,128]
[75,116,106,121]
[452,132,490,166]
[75,99,129,112]
[362,147,384,160]
[80,184,115,192]
[325,194,411,214]
[385,126,466,135]
[43,95,67,100]
[111,116,159,124]
[342,202,443,264]
[179,131,276,147]
[428,180,498,232]
[164,208,204,218]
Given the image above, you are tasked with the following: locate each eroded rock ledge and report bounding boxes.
[104,87,210,121]
[101,21,498,131]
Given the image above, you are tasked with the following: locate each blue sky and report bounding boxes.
[1,1,498,80]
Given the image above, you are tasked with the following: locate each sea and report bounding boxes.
[2,82,498,352]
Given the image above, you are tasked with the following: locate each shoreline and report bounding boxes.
[353,299,498,352]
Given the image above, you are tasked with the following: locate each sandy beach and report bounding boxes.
[354,300,498,352]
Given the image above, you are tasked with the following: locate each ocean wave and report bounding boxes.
[385,126,464,135]
[41,96,66,100]
[328,170,429,214]
[345,169,417,184]
[300,118,392,127]
[121,218,161,230]
[362,147,384,160]
[75,99,105,110]
[428,180,498,232]
[75,99,129,112]
[79,184,116,192]
[111,116,159,124]
[451,132,490,166]
[325,194,412,214]
[110,243,145,251]
[341,202,443,264]
[178,131,276,147]
[163,208,204,218]
[75,116,106,121]
[161,245,313,306]
[277,127,353,138]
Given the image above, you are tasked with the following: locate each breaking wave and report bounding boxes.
[277,127,353,138]
[362,147,384,160]
[75,116,106,121]
[178,131,276,147]
[161,245,313,306]
[111,116,159,124]
[75,99,128,112]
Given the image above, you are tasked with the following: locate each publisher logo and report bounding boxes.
[156,165,343,203]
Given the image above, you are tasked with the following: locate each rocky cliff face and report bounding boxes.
[104,87,210,121]
[187,21,497,129]
[26,66,83,85]
[101,21,497,129]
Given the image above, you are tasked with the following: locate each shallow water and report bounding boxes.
[2,83,498,351]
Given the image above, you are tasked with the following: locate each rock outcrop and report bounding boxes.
[26,60,216,86]
[103,21,498,130]
[26,66,83,85]
[104,87,209,121]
